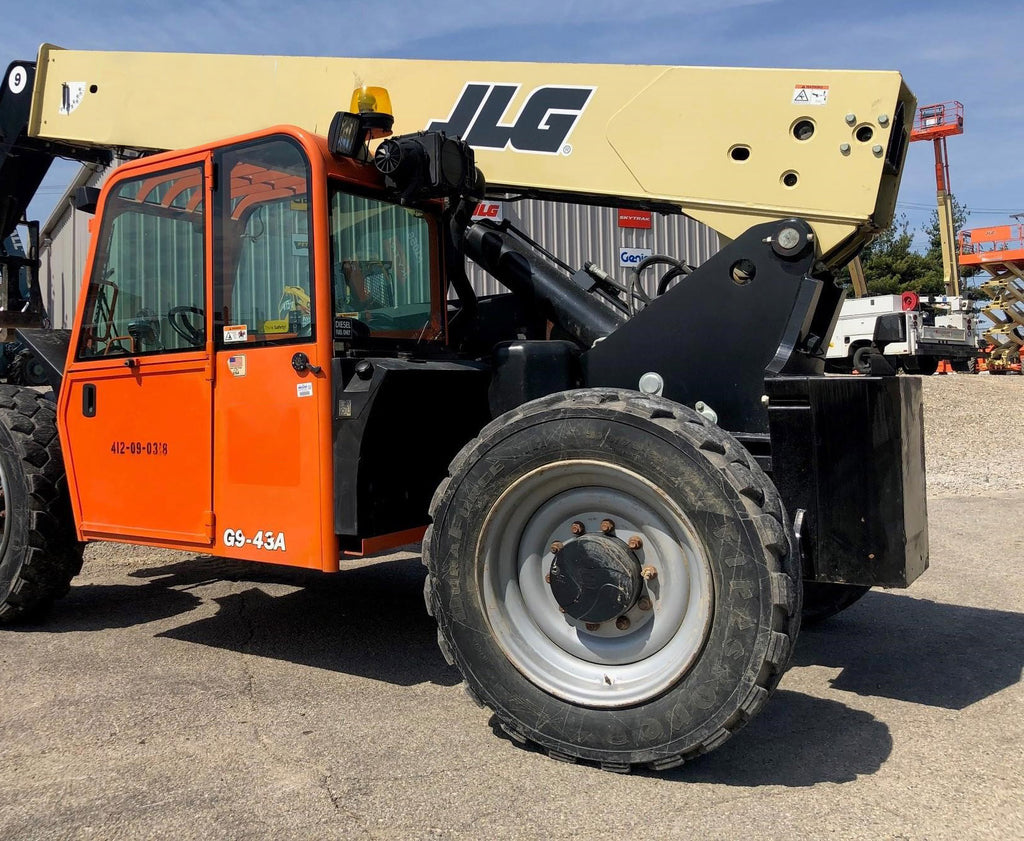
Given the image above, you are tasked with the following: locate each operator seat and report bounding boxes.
[340,259,395,310]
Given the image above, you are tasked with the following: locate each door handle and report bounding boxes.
[291,352,322,375]
[82,383,96,417]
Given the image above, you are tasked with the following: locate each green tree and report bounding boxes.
[856,213,935,294]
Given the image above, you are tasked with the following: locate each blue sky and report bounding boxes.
[8,0,1023,250]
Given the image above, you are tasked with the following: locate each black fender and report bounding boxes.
[14,328,70,395]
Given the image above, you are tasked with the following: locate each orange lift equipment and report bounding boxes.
[958,220,1024,373]
[910,101,964,297]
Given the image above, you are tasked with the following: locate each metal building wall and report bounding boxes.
[39,163,112,329]
[465,199,719,298]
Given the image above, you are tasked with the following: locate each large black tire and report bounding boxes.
[801,582,870,625]
[852,345,874,374]
[424,389,801,771]
[0,386,83,623]
[8,349,48,387]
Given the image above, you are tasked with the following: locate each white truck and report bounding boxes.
[826,292,978,374]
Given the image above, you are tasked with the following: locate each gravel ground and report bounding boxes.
[920,373,1024,496]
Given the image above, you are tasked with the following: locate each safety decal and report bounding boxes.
[296,382,313,398]
[227,355,247,377]
[59,82,87,115]
[792,85,829,106]
[223,324,248,343]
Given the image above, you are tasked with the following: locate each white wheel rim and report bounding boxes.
[478,459,714,708]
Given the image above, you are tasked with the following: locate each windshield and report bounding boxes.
[329,185,440,339]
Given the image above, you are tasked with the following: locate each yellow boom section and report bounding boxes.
[30,45,914,262]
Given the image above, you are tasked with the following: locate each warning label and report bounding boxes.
[792,85,829,106]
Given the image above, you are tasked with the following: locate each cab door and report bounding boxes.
[59,154,215,545]
[208,136,330,570]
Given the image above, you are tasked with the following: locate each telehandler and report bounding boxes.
[0,47,927,771]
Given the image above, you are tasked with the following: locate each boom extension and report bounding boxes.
[2,46,913,263]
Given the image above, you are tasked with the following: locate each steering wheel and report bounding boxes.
[168,306,205,346]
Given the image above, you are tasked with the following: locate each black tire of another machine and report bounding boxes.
[423,389,802,772]
[852,345,874,375]
[0,386,84,623]
[8,349,49,387]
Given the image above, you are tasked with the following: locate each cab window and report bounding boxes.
[214,138,314,346]
[329,186,438,337]
[77,164,205,359]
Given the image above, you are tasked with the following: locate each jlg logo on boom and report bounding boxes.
[428,83,595,155]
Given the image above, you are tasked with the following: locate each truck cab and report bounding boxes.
[826,292,978,374]
[56,125,474,570]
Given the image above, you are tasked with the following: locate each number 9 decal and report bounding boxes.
[8,66,27,95]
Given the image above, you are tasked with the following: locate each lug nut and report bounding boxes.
[600,519,615,534]
[550,541,563,554]
[544,573,551,583]
[641,565,658,581]
[570,521,585,536]
[638,596,652,611]
[627,536,643,551]
[615,616,631,631]
[585,622,601,632]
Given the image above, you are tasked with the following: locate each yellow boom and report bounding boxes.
[27,45,914,265]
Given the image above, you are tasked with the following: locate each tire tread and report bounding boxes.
[0,385,83,624]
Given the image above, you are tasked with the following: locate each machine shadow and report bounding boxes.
[138,553,461,689]
[794,590,1024,709]
[672,688,891,786]
[11,581,204,632]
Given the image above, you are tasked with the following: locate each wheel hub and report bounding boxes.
[548,534,642,623]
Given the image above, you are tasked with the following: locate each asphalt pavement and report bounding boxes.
[0,494,1021,841]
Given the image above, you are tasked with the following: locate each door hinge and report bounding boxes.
[204,510,216,541]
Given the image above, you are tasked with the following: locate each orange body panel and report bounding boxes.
[960,248,1024,266]
[60,352,214,544]
[959,224,1024,266]
[209,343,331,569]
[967,225,1014,244]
